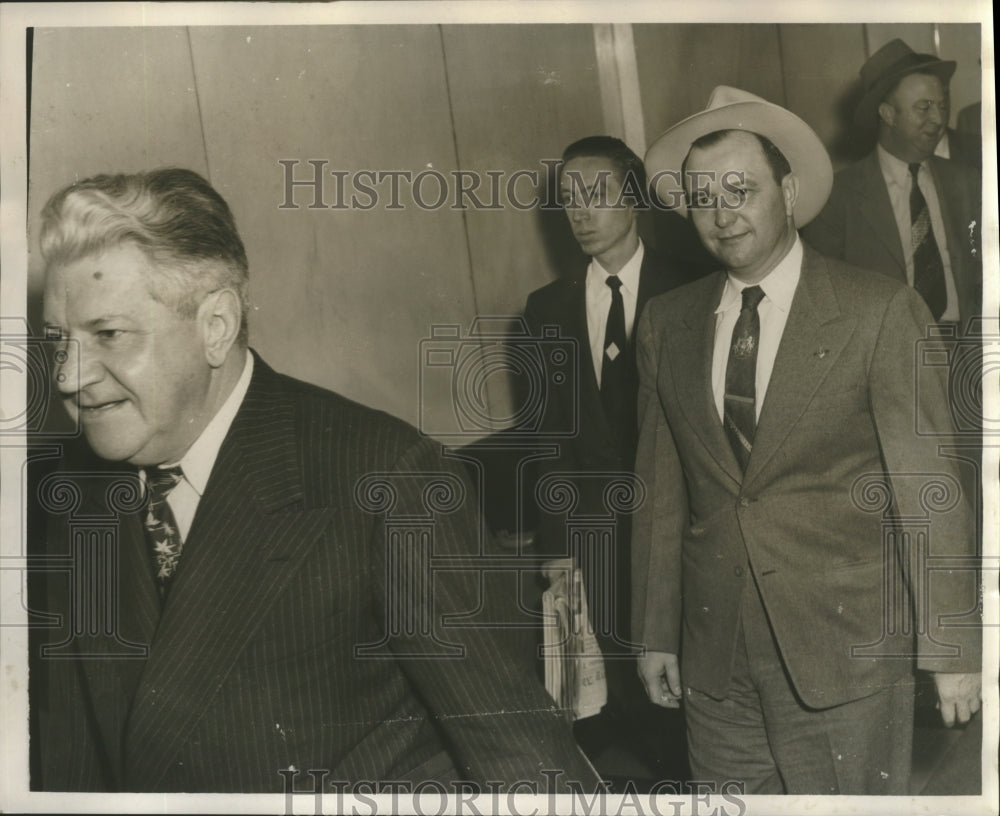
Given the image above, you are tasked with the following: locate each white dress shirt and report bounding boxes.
[877,144,959,321]
[934,130,950,160]
[585,241,644,386]
[143,352,254,541]
[711,236,803,423]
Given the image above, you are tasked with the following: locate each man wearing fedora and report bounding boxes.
[634,86,981,794]
[803,38,981,328]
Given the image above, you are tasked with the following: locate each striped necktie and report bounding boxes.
[908,162,947,320]
[724,285,765,472]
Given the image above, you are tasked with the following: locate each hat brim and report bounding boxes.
[853,58,956,131]
[644,100,833,226]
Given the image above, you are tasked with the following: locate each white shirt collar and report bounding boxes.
[587,240,645,294]
[934,130,951,160]
[163,351,254,496]
[877,143,924,189]
[716,235,803,315]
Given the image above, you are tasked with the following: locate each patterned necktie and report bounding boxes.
[600,275,627,424]
[908,163,947,321]
[143,466,184,594]
[724,285,765,472]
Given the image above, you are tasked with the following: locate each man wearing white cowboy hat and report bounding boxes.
[802,38,981,327]
[633,86,980,794]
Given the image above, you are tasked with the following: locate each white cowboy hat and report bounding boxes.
[644,86,833,226]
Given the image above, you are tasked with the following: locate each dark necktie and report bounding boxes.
[600,275,627,423]
[143,466,185,596]
[724,285,765,472]
[909,163,947,321]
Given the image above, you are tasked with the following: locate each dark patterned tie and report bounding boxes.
[724,285,765,472]
[600,275,627,424]
[143,466,184,595]
[909,163,947,321]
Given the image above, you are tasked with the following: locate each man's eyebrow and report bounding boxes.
[83,315,131,329]
[560,179,600,191]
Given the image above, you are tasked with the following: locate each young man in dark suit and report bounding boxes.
[34,168,597,793]
[523,137,689,778]
[636,86,981,794]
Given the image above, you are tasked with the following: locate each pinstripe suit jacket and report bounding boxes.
[38,353,595,792]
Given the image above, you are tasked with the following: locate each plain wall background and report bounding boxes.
[27,23,982,436]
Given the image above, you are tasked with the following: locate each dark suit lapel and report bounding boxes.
[927,158,974,316]
[857,151,907,277]
[123,357,332,789]
[745,248,856,485]
[71,471,156,787]
[113,510,159,697]
[635,249,661,319]
[670,272,743,484]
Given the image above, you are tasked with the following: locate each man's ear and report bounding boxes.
[781,172,799,219]
[198,288,242,368]
[878,100,896,129]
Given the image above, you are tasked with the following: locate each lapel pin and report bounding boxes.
[815,348,828,359]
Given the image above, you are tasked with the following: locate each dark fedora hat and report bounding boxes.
[854,38,955,129]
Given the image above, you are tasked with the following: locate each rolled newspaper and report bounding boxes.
[541,558,607,720]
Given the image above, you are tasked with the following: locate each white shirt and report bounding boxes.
[877,144,959,321]
[143,352,254,541]
[934,130,950,160]
[711,236,803,422]
[585,241,644,386]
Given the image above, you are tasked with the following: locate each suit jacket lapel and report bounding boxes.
[122,357,332,789]
[927,158,973,313]
[114,509,160,697]
[70,469,157,787]
[635,249,660,325]
[745,248,856,485]
[857,150,907,277]
[671,272,743,485]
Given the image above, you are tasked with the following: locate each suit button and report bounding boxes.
[734,566,744,577]
[738,497,750,508]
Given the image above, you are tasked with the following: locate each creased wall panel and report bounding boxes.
[189,25,478,430]
[443,24,604,426]
[28,27,207,288]
[778,24,869,168]
[635,24,785,147]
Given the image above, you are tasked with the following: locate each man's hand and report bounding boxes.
[931,672,982,727]
[638,651,682,709]
[541,557,573,584]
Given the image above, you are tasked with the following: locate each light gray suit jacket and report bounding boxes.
[631,246,980,708]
